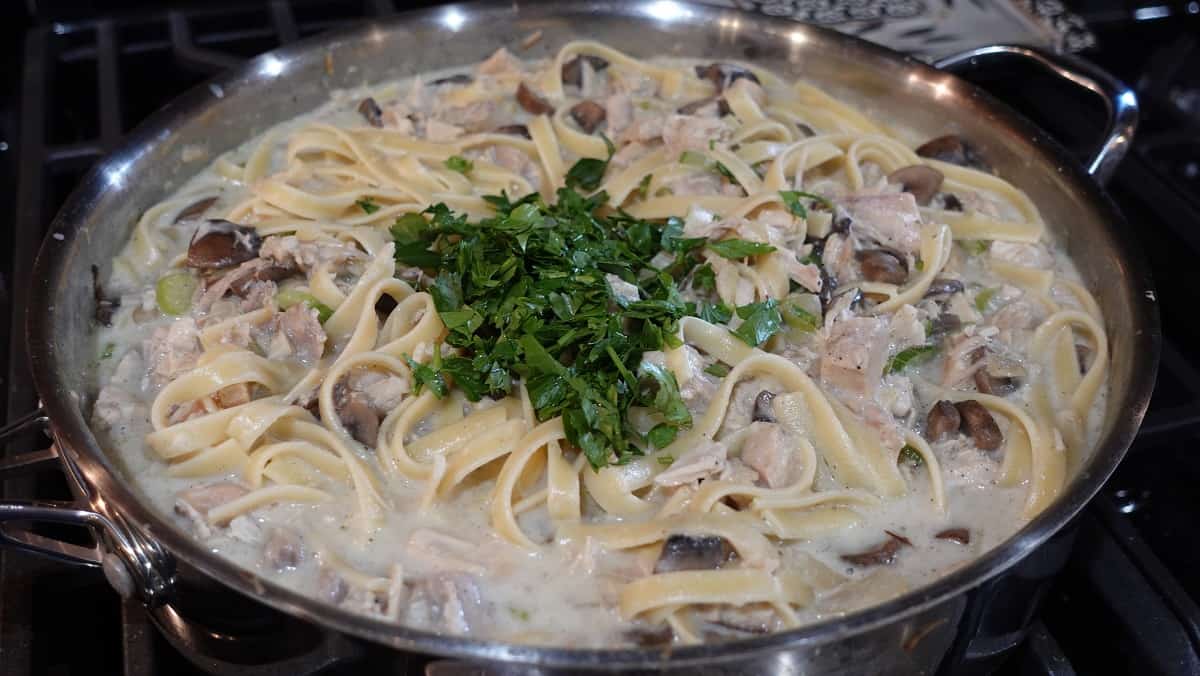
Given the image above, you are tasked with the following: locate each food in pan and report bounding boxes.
[90,41,1109,646]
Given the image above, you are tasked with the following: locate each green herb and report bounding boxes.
[565,148,610,191]
[691,263,716,293]
[914,258,925,272]
[731,299,783,347]
[961,239,990,256]
[405,344,449,398]
[704,362,731,377]
[707,238,777,259]
[714,161,738,184]
[389,187,703,469]
[696,301,733,324]
[647,423,678,449]
[778,190,833,218]
[975,286,998,312]
[708,139,716,151]
[356,197,380,214]
[276,288,334,323]
[656,454,676,466]
[637,174,653,199]
[507,606,531,622]
[885,344,938,374]
[777,296,825,336]
[155,272,198,316]
[679,150,708,167]
[444,155,473,174]
[100,343,115,360]
[899,444,923,468]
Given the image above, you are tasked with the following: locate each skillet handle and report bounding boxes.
[933,44,1138,186]
[0,410,175,605]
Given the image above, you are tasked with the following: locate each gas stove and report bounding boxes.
[0,2,1197,674]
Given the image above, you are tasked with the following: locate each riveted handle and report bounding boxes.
[934,44,1138,186]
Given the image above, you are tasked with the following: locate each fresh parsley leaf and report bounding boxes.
[390,213,428,243]
[714,161,737,184]
[782,303,821,333]
[731,299,783,347]
[707,238,777,259]
[899,444,923,468]
[647,423,678,449]
[356,197,380,214]
[779,190,833,218]
[405,346,449,398]
[704,362,731,377]
[697,301,733,324]
[692,263,716,292]
[444,155,473,174]
[637,174,653,199]
[638,362,692,427]
[886,344,938,374]
[961,239,991,256]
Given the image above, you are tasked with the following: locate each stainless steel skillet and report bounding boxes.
[1,1,1157,673]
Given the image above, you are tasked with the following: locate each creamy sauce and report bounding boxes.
[89,43,1108,647]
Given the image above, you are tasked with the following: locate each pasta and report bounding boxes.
[88,40,1108,647]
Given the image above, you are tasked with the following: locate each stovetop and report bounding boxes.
[1,2,1199,675]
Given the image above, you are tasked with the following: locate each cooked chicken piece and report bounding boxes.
[821,234,856,288]
[610,140,650,170]
[654,438,728,487]
[740,421,792,488]
[662,114,731,158]
[820,316,889,399]
[259,235,365,272]
[605,93,634,136]
[424,118,465,142]
[408,574,486,636]
[839,192,923,255]
[785,255,823,293]
[92,386,145,431]
[477,47,522,76]
[278,304,326,364]
[407,529,487,576]
[143,318,201,386]
[262,527,304,571]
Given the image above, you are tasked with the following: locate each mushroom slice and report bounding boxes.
[751,390,776,423]
[935,528,970,545]
[653,534,737,573]
[493,123,531,139]
[925,400,961,442]
[915,134,991,172]
[569,100,606,134]
[515,82,555,115]
[262,527,305,571]
[924,278,964,298]
[561,54,609,87]
[887,165,944,206]
[187,220,261,270]
[624,623,674,647]
[430,73,473,86]
[856,249,908,284]
[954,399,1003,450]
[840,531,911,567]
[357,97,384,128]
[175,195,219,223]
[694,63,759,91]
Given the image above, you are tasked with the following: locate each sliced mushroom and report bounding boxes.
[569,100,606,134]
[624,623,674,648]
[888,165,944,206]
[492,123,531,139]
[654,534,737,573]
[357,97,384,128]
[262,527,304,570]
[927,313,962,341]
[515,82,555,115]
[187,220,261,270]
[694,63,759,91]
[339,394,381,447]
[925,400,961,442]
[175,196,219,223]
[796,122,816,138]
[915,134,991,172]
[935,528,970,545]
[561,54,609,87]
[430,73,473,86]
[1076,343,1092,373]
[676,97,718,116]
[830,215,852,235]
[92,264,119,326]
[840,531,911,567]
[857,249,908,284]
[752,390,776,423]
[318,567,349,604]
[955,400,1003,450]
[941,193,964,212]
[924,278,965,298]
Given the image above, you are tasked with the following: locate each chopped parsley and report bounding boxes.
[885,344,938,374]
[637,174,653,199]
[564,134,614,191]
[704,362,731,378]
[961,239,990,256]
[731,298,783,347]
[657,454,676,466]
[899,444,924,468]
[100,343,115,360]
[507,606,531,622]
[692,263,716,292]
[679,150,707,167]
[707,238,777,259]
[782,303,821,333]
[389,187,725,468]
[778,190,833,218]
[276,288,334,323]
[444,155,473,174]
[356,197,380,214]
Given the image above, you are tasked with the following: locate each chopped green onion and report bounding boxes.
[914,258,925,272]
[779,190,834,218]
[679,150,708,167]
[155,272,198,316]
[356,197,380,214]
[899,444,923,468]
[507,606,531,622]
[276,288,334,323]
[704,362,731,377]
[781,292,822,333]
[960,239,990,256]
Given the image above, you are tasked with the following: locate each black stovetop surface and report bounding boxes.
[2,2,1200,675]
